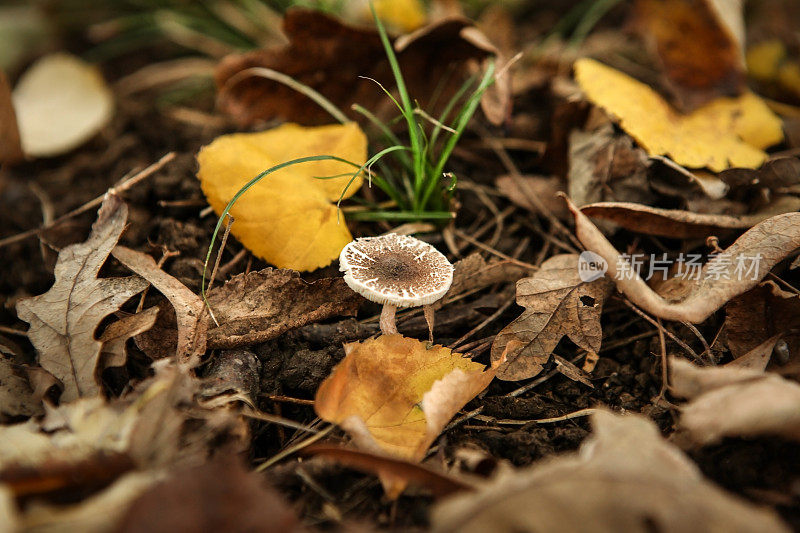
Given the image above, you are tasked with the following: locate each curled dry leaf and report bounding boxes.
[574,58,783,172]
[491,254,612,381]
[99,307,159,370]
[12,53,114,157]
[215,9,505,127]
[206,268,361,349]
[670,357,800,446]
[634,0,746,111]
[196,122,366,271]
[16,194,148,402]
[314,334,497,498]
[111,246,206,363]
[564,195,800,323]
[580,201,758,239]
[568,122,653,209]
[432,410,789,533]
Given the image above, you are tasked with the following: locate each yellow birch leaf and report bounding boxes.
[574,58,783,172]
[315,334,496,497]
[197,122,367,271]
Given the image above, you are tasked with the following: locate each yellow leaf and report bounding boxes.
[197,122,367,271]
[574,58,783,172]
[315,334,496,497]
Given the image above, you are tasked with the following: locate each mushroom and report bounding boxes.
[339,233,454,338]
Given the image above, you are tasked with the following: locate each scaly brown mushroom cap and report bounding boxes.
[339,233,454,308]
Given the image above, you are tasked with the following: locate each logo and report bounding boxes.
[578,251,607,282]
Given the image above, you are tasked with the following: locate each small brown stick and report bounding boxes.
[474,407,597,426]
[205,214,234,327]
[621,298,701,362]
[0,152,176,249]
[450,295,515,350]
[264,394,316,406]
[453,229,536,269]
[0,325,28,337]
[681,320,712,362]
[256,425,334,472]
[136,246,180,312]
[216,248,247,278]
[656,317,669,400]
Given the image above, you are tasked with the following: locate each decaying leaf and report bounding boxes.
[724,281,800,362]
[315,334,497,498]
[215,9,504,127]
[491,254,612,381]
[16,194,148,402]
[118,459,304,533]
[196,122,367,271]
[670,357,800,446]
[564,195,800,323]
[580,201,759,239]
[12,53,114,157]
[206,268,361,348]
[635,0,746,111]
[0,70,22,165]
[0,354,41,421]
[111,246,207,363]
[304,444,473,497]
[432,410,789,533]
[574,58,783,171]
[568,122,653,208]
[99,307,159,370]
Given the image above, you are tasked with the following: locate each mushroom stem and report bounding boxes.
[380,304,398,335]
[423,304,435,343]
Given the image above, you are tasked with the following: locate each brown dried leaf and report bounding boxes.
[724,281,800,362]
[635,0,746,111]
[491,254,612,381]
[567,122,653,209]
[0,70,22,165]
[0,355,41,421]
[118,459,304,533]
[432,410,789,533]
[216,9,503,127]
[99,307,159,369]
[16,194,148,402]
[304,444,474,498]
[670,357,800,445]
[720,156,800,192]
[111,246,206,363]
[564,195,800,323]
[580,201,754,239]
[206,268,361,349]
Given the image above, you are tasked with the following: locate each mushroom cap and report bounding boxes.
[339,233,454,308]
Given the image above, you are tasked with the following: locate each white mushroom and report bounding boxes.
[339,233,454,338]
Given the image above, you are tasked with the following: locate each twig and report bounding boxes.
[0,152,176,249]
[256,425,334,472]
[453,229,536,269]
[656,317,668,400]
[205,214,234,327]
[621,298,701,362]
[242,408,320,434]
[264,394,316,406]
[0,325,28,337]
[450,295,515,350]
[474,407,596,426]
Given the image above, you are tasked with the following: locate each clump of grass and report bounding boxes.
[202,2,496,300]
